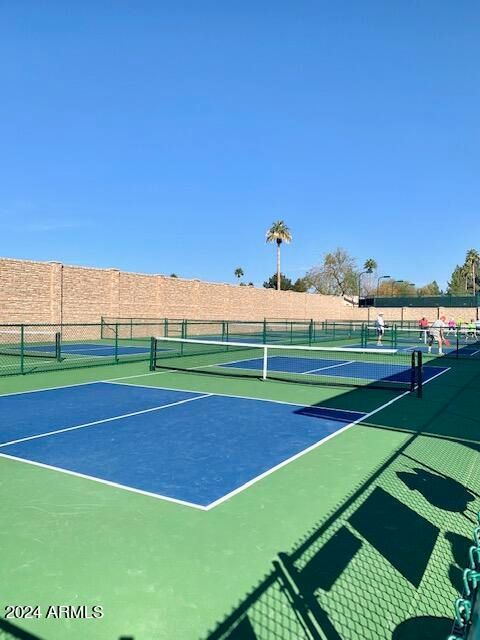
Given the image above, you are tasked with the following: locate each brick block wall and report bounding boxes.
[0,257,477,325]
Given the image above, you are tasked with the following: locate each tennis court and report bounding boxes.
[1,331,479,640]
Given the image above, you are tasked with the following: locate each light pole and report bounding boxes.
[391,279,405,296]
[376,275,391,296]
[358,269,374,303]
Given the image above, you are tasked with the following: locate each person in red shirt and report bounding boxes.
[418,316,429,342]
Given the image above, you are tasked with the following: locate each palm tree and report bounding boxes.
[465,249,480,295]
[266,220,292,291]
[234,267,244,283]
[363,258,377,273]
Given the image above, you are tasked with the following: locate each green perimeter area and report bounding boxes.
[1,353,479,639]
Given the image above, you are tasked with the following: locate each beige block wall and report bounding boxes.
[0,257,477,325]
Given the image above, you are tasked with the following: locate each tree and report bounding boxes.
[416,281,441,296]
[359,258,378,296]
[263,273,293,290]
[306,248,358,296]
[169,273,178,278]
[291,277,309,292]
[465,249,480,294]
[363,258,377,273]
[234,267,244,283]
[447,265,467,294]
[266,220,292,291]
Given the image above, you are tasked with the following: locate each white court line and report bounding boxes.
[0,368,180,399]
[0,453,208,511]
[106,381,367,415]
[303,360,355,374]
[0,393,212,448]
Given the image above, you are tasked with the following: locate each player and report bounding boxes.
[418,317,429,341]
[447,317,456,335]
[375,313,385,346]
[466,319,477,342]
[427,315,447,355]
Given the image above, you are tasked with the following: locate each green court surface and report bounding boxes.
[1,352,479,640]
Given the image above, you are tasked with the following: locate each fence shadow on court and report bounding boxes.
[0,618,43,640]
[202,353,480,640]
[0,619,134,640]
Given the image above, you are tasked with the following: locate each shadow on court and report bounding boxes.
[0,618,44,640]
[202,368,480,640]
[0,618,135,640]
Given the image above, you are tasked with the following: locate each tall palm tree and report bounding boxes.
[234,267,244,283]
[465,249,480,295]
[266,220,292,291]
[363,258,377,273]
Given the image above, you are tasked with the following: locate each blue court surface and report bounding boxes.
[221,355,448,384]
[61,343,151,357]
[347,341,480,357]
[0,382,367,509]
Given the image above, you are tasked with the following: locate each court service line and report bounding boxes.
[0,393,212,448]
[302,360,355,374]
[106,380,367,414]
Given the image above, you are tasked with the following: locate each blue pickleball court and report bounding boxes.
[219,355,447,385]
[0,382,367,509]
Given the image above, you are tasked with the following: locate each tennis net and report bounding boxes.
[0,329,61,359]
[149,336,423,394]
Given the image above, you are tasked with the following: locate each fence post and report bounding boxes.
[115,323,119,362]
[20,324,25,375]
[149,337,155,371]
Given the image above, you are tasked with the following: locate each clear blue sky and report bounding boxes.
[1,1,479,289]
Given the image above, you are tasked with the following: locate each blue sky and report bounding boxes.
[1,1,479,289]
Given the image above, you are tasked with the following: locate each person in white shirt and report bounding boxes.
[375,313,385,346]
[427,315,447,355]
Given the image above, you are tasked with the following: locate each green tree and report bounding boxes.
[169,273,178,278]
[416,281,441,296]
[465,249,480,294]
[363,258,377,273]
[263,273,293,290]
[447,265,467,294]
[306,248,358,296]
[266,220,292,291]
[234,267,244,283]
[359,258,378,296]
[291,277,309,292]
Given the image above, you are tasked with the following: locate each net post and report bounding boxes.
[20,324,25,374]
[114,323,119,363]
[262,345,268,380]
[130,318,133,340]
[222,321,226,342]
[164,318,168,337]
[100,317,104,339]
[149,337,156,371]
[308,320,313,346]
[181,320,187,339]
[416,350,423,398]
[393,325,397,348]
[263,319,267,344]
[55,331,61,361]
[360,323,365,347]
